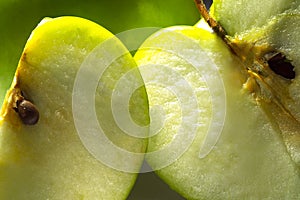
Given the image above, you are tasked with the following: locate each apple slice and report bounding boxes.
[134,21,300,199]
[0,16,148,199]
[197,1,300,165]
[225,8,300,165]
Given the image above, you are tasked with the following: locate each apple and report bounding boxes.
[0,0,199,108]
[204,0,300,167]
[0,16,149,199]
[134,1,300,199]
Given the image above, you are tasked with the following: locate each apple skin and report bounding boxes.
[0,0,199,107]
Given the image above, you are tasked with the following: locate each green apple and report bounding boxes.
[225,9,300,165]
[0,0,199,107]
[206,0,300,166]
[134,2,300,200]
[0,16,149,199]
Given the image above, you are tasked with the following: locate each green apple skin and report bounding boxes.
[134,23,300,199]
[212,0,299,35]
[0,0,199,107]
[0,16,148,199]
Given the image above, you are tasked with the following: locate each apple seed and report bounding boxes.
[15,99,39,125]
[265,52,295,79]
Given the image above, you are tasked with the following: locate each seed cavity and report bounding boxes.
[265,52,295,79]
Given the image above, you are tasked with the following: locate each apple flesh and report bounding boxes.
[0,16,148,199]
[196,0,300,165]
[134,21,300,199]
[226,8,300,165]
[212,0,299,35]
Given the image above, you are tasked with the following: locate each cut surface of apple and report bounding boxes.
[226,8,300,165]
[134,22,300,199]
[212,0,299,35]
[0,16,148,199]
[196,0,300,165]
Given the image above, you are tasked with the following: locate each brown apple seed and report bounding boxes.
[16,99,39,125]
[265,52,295,79]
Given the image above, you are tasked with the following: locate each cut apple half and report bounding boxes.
[0,16,148,199]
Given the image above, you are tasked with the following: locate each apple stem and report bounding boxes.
[194,0,227,39]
